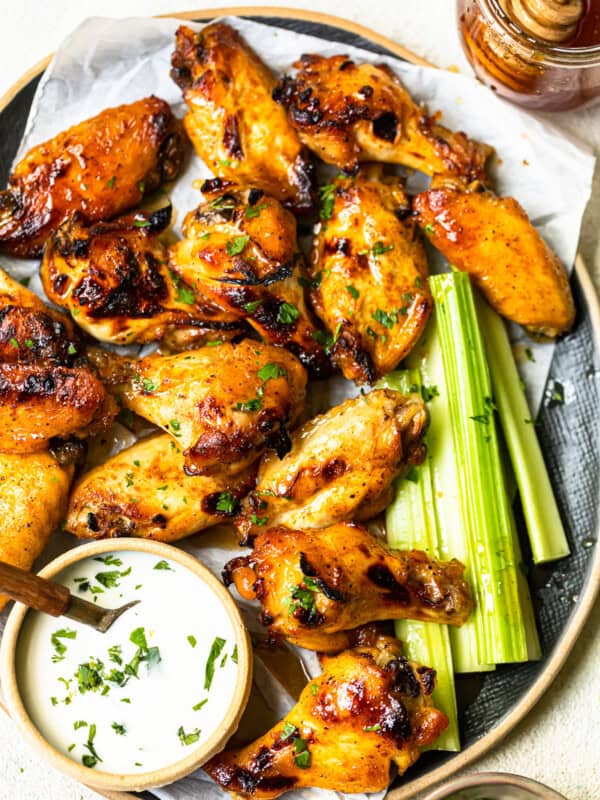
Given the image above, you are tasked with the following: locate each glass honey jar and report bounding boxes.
[457,0,600,110]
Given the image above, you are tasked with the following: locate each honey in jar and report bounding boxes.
[458,0,600,110]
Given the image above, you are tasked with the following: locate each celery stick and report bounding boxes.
[429,273,527,665]
[382,370,460,751]
[475,295,570,564]
[407,322,495,673]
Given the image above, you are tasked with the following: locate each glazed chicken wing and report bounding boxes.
[414,181,575,337]
[225,522,473,652]
[171,23,314,214]
[0,452,72,611]
[206,636,447,797]
[66,433,256,541]
[311,169,431,384]
[273,54,491,178]
[169,186,330,376]
[41,206,244,347]
[89,340,307,476]
[0,96,185,258]
[237,388,426,539]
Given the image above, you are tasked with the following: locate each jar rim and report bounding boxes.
[476,0,600,66]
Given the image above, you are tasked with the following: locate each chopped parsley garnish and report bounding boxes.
[137,180,145,194]
[257,363,287,382]
[204,637,227,691]
[94,555,122,566]
[205,339,224,347]
[404,466,420,483]
[51,629,77,663]
[81,723,102,769]
[73,720,88,730]
[231,644,238,664]
[210,195,236,210]
[245,203,268,219]
[107,176,116,189]
[24,338,34,349]
[192,698,208,711]
[168,419,181,435]
[187,635,197,648]
[226,235,250,256]
[111,722,126,736]
[176,283,195,305]
[371,241,394,259]
[525,347,536,362]
[372,308,397,330]
[364,724,381,732]
[423,223,435,234]
[243,300,261,314]
[67,343,77,355]
[319,183,335,220]
[132,218,151,228]
[292,737,311,768]
[178,726,201,746]
[154,560,173,571]
[312,321,342,354]
[277,302,300,325]
[235,397,262,412]
[219,158,232,167]
[547,380,565,407]
[108,645,122,665]
[345,285,359,299]
[216,492,236,513]
[311,683,318,696]
[298,273,322,289]
[9,337,18,348]
[421,385,439,402]
[250,514,268,526]
[125,472,134,488]
[281,721,296,739]
[95,566,131,589]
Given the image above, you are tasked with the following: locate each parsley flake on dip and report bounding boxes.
[0,540,252,792]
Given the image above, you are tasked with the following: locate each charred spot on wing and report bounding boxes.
[264,422,292,460]
[372,112,398,142]
[299,551,348,603]
[150,513,168,528]
[366,563,411,605]
[416,665,437,695]
[48,437,87,467]
[223,114,244,160]
[386,656,423,699]
[147,205,172,233]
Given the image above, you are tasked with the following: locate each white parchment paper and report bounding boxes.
[0,14,596,799]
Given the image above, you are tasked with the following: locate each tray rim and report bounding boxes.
[0,7,599,800]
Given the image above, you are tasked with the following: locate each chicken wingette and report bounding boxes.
[0,96,185,258]
[273,54,491,178]
[206,636,447,797]
[66,433,256,541]
[414,179,575,337]
[41,207,245,347]
[0,452,72,611]
[0,267,116,453]
[225,523,473,652]
[311,169,431,384]
[169,187,330,377]
[237,388,427,539]
[88,340,307,476]
[171,23,315,214]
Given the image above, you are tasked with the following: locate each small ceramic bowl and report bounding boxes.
[421,771,568,800]
[0,538,252,793]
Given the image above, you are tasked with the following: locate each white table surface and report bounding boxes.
[0,1,599,799]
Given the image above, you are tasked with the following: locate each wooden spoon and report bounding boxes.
[0,560,139,632]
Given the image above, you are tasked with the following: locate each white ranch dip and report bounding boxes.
[15,550,239,774]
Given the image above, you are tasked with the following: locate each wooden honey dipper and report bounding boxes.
[500,0,585,42]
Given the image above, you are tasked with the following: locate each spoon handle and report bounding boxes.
[0,561,70,616]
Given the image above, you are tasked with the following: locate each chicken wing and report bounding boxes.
[0,363,116,454]
[89,340,307,476]
[41,206,245,347]
[237,388,426,539]
[225,522,473,652]
[169,186,331,377]
[0,96,185,258]
[413,181,575,337]
[310,170,431,384]
[66,433,256,541]
[0,452,72,611]
[206,636,447,797]
[273,54,491,178]
[0,266,80,364]
[170,23,315,213]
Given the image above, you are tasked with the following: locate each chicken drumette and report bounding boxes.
[273,53,491,178]
[311,169,431,383]
[206,636,447,797]
[225,522,473,652]
[41,206,245,348]
[0,96,185,258]
[89,340,306,476]
[171,23,315,214]
[238,388,427,539]
[169,186,330,377]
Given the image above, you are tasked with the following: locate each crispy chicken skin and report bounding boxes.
[273,54,491,178]
[41,206,244,347]
[414,182,575,338]
[206,636,447,797]
[66,433,257,541]
[238,389,427,539]
[170,23,315,214]
[89,340,307,476]
[0,363,117,454]
[0,266,80,364]
[311,170,431,384]
[0,96,185,258]
[169,187,330,377]
[225,523,473,652]
[0,452,73,611]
